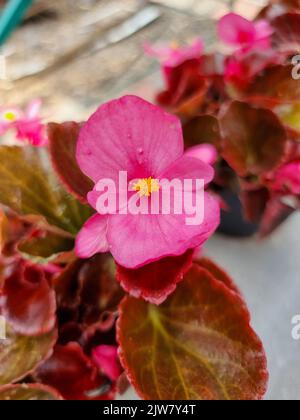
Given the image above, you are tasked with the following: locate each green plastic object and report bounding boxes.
[0,0,34,46]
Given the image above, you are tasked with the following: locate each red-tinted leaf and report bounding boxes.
[157,60,208,118]
[245,65,300,107]
[55,255,123,325]
[226,50,281,91]
[0,384,63,400]
[1,261,56,336]
[48,122,93,203]
[117,251,193,305]
[195,257,241,296]
[17,228,74,264]
[118,264,268,400]
[183,115,221,149]
[220,101,287,176]
[257,0,300,20]
[0,325,57,385]
[241,188,270,224]
[259,197,295,237]
[35,342,115,400]
[272,13,300,52]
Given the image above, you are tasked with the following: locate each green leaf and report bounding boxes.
[0,146,92,235]
[0,325,57,386]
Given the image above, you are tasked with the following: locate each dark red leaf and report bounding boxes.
[118,264,268,400]
[195,257,241,296]
[116,250,194,305]
[259,197,295,237]
[183,115,221,149]
[35,342,115,400]
[220,101,287,176]
[272,13,300,52]
[157,60,208,117]
[48,122,93,203]
[55,255,123,325]
[1,261,56,336]
[240,188,270,224]
[245,65,300,107]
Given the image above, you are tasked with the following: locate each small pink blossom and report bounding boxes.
[218,13,273,53]
[144,38,204,68]
[266,160,300,195]
[92,345,121,382]
[184,144,218,166]
[0,99,47,146]
[75,96,219,269]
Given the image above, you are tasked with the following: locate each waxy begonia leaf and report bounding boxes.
[48,122,93,203]
[220,101,287,176]
[259,198,295,237]
[195,258,241,296]
[117,251,193,305]
[35,343,115,400]
[17,229,74,264]
[183,115,221,149]
[1,261,56,336]
[0,146,91,235]
[0,325,57,386]
[118,264,268,400]
[271,13,300,51]
[55,254,123,325]
[0,384,63,400]
[245,65,300,107]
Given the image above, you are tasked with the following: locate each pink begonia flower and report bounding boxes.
[267,160,300,195]
[144,38,204,68]
[75,96,219,269]
[0,99,47,146]
[92,345,121,382]
[184,144,218,166]
[218,13,273,53]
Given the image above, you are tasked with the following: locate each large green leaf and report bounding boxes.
[0,325,57,386]
[118,263,268,400]
[0,146,91,235]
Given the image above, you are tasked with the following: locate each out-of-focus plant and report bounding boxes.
[147,0,300,237]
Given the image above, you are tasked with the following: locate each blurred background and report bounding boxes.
[1,0,300,401]
[0,0,267,120]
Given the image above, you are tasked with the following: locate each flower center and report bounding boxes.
[133,177,160,197]
[3,111,16,122]
[170,41,179,51]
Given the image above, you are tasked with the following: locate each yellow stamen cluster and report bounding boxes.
[3,111,16,122]
[133,177,160,197]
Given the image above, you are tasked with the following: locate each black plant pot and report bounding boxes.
[217,189,259,238]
